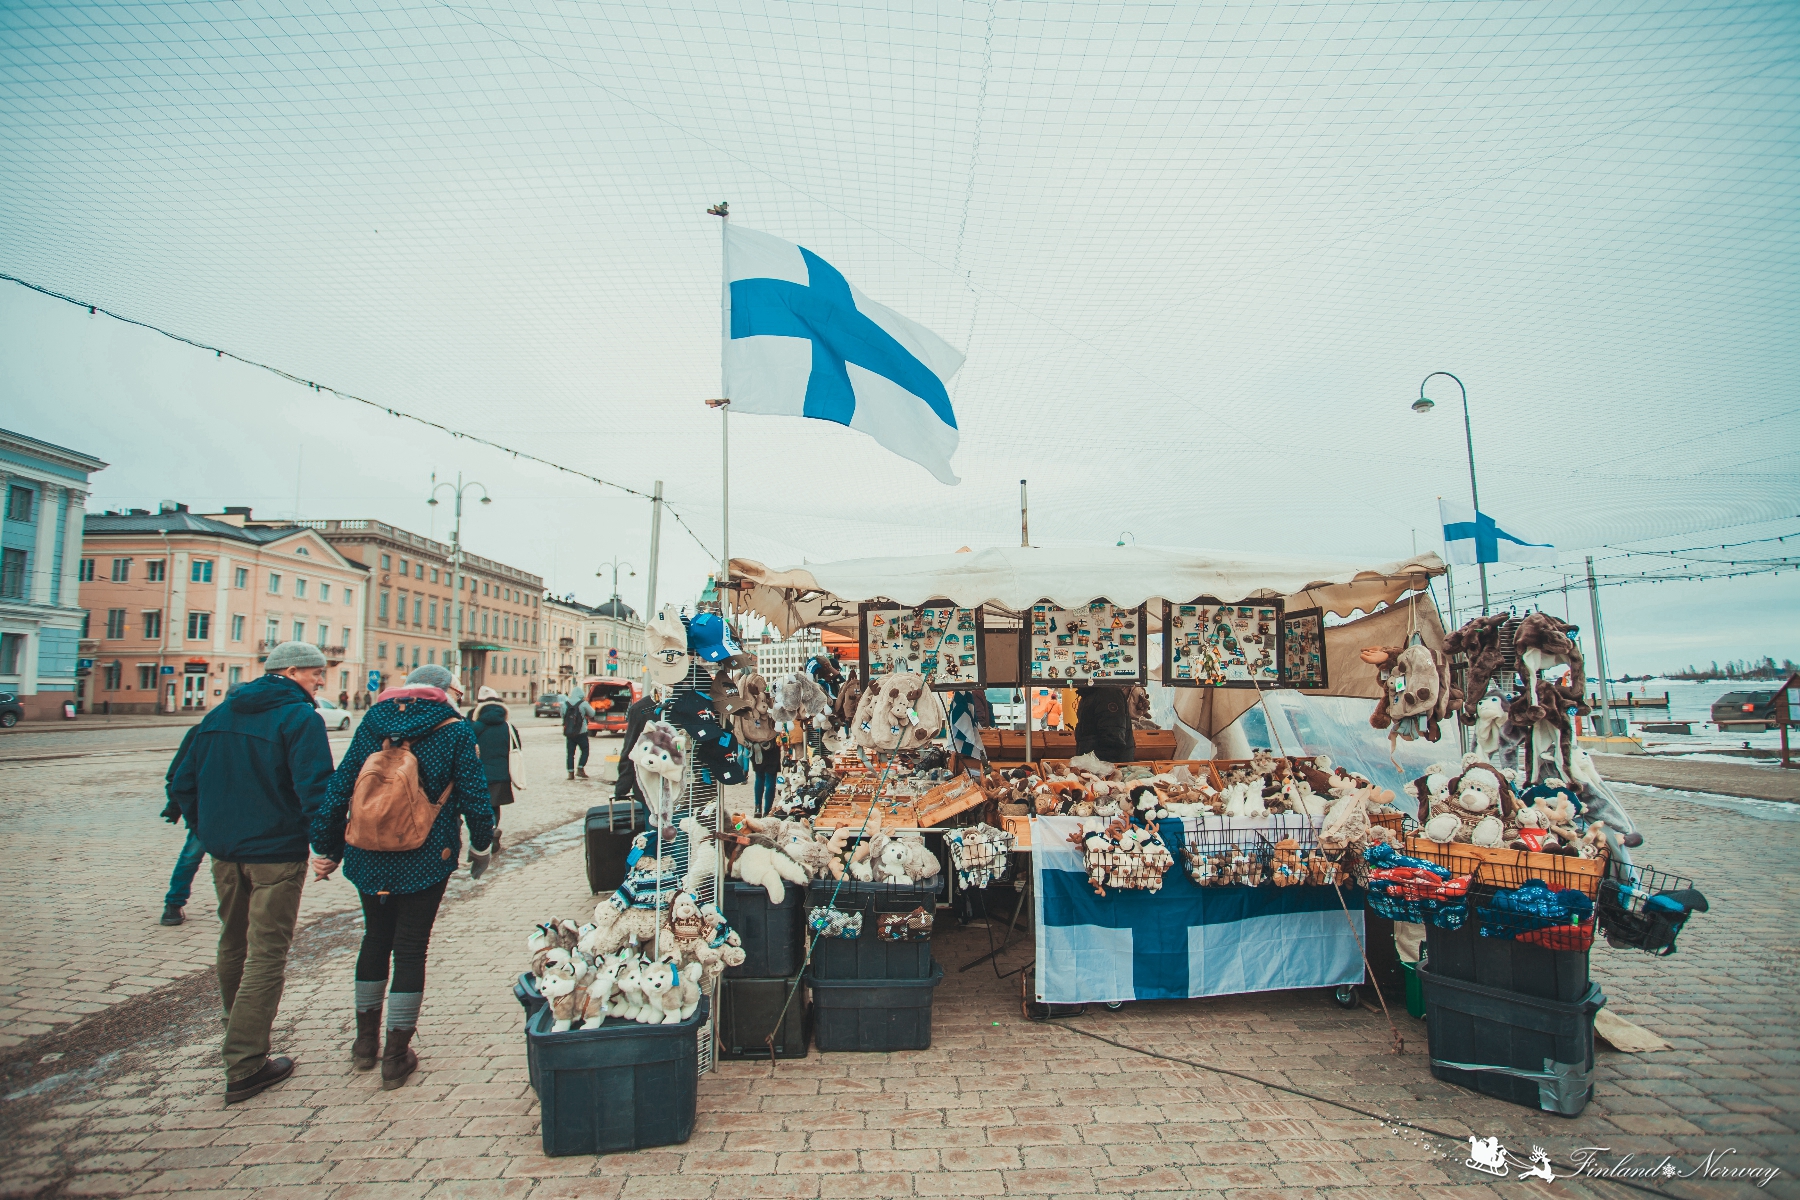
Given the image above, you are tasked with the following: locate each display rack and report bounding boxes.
[1163,598,1283,688]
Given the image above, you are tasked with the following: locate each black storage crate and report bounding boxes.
[525,999,705,1156]
[1425,923,1590,1003]
[809,962,944,1053]
[810,933,933,981]
[515,971,545,1020]
[717,975,810,1060]
[720,880,805,978]
[1420,966,1604,1116]
[807,878,941,916]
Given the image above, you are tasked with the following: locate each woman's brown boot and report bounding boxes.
[351,1009,381,1070]
[380,1028,418,1090]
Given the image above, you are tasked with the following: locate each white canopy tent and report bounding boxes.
[729,545,1446,638]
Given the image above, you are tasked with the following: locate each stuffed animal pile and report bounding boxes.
[1182,839,1339,888]
[1411,755,1608,859]
[848,673,945,751]
[947,823,1016,889]
[1068,816,1175,896]
[526,902,741,1031]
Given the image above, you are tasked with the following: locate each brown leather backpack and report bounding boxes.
[345,717,462,852]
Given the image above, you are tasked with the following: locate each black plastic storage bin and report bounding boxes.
[809,962,944,1052]
[515,971,545,1020]
[811,932,933,980]
[807,878,942,915]
[1426,923,1590,1002]
[717,975,810,1060]
[720,880,805,978]
[525,999,706,1156]
[1420,966,1604,1116]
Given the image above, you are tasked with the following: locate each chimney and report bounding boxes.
[208,506,253,527]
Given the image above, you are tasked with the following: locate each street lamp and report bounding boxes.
[428,472,491,681]
[597,557,637,606]
[1411,371,1487,614]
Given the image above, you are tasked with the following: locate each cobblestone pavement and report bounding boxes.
[0,751,1793,1199]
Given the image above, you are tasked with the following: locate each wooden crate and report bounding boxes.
[1000,812,1034,850]
[914,776,987,828]
[977,729,1175,762]
[1403,836,1607,898]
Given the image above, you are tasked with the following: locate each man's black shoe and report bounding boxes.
[160,905,184,926]
[224,1056,295,1105]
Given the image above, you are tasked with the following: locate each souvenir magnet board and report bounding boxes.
[1278,606,1328,690]
[1025,600,1147,687]
[859,601,985,691]
[1162,599,1283,688]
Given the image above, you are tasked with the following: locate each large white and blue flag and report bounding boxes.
[1031,816,1365,1004]
[723,223,965,484]
[1439,498,1557,566]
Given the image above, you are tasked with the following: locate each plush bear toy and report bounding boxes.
[773,671,832,724]
[728,816,811,905]
[871,837,914,884]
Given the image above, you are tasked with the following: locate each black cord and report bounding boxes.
[1044,1022,1689,1200]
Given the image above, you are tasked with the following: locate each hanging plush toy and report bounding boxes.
[630,720,687,828]
[1443,612,1510,723]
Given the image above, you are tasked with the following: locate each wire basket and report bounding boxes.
[1364,850,1471,929]
[1470,862,1597,946]
[1179,817,1337,888]
[1597,865,1705,957]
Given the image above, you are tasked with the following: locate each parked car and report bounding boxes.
[535,693,567,719]
[581,679,640,734]
[1712,689,1778,732]
[0,691,21,728]
[316,695,352,731]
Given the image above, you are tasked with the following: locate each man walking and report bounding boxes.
[563,693,594,780]
[167,641,335,1104]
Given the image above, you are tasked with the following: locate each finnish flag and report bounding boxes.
[1439,499,1557,565]
[724,224,965,484]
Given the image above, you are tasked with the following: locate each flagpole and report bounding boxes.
[709,201,732,614]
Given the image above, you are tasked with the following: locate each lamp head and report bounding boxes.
[480,495,492,505]
[1411,396,1435,414]
[427,496,439,506]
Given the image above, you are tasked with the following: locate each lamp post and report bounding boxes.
[428,472,490,683]
[597,557,637,605]
[1411,371,1487,614]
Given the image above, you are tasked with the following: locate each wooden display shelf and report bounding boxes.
[978,728,1176,762]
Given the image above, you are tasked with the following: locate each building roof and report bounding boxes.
[86,508,302,543]
[1,427,109,475]
[591,596,637,620]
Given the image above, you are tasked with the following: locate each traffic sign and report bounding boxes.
[367,669,381,693]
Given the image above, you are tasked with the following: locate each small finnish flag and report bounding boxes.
[1439,499,1557,565]
[723,223,965,484]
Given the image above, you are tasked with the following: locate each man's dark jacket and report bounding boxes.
[167,674,333,862]
[613,693,659,800]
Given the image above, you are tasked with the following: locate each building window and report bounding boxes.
[187,612,210,640]
[341,626,352,648]
[413,562,422,579]
[295,546,309,557]
[483,582,490,596]
[588,632,598,646]
[430,568,439,584]
[143,610,162,639]
[380,554,391,571]
[379,592,390,622]
[229,666,242,687]
[410,646,420,668]
[146,559,166,583]
[339,669,348,691]
[111,558,131,582]
[191,560,213,583]
[317,623,329,647]
[294,578,307,599]
[0,548,24,599]
[78,557,95,582]
[482,612,489,635]
[427,649,436,664]
[399,558,409,577]
[378,642,388,662]
[105,609,127,638]
[292,620,305,642]
[0,632,22,674]
[234,566,248,589]
[265,617,279,644]
[319,582,331,602]
[344,587,353,606]
[4,486,32,522]
[413,597,422,625]
[137,664,156,690]
[102,661,122,690]
[268,573,281,594]
[231,614,245,641]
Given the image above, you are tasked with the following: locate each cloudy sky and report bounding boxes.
[2,0,1795,673]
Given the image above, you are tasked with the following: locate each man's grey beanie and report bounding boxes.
[406,664,456,691]
[264,641,328,671]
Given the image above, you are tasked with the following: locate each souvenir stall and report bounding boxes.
[728,544,1457,1009]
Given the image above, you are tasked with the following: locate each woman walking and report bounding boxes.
[310,665,493,1090]
[470,685,523,852]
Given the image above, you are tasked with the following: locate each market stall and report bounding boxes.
[729,544,1453,1009]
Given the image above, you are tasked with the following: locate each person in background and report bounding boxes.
[470,685,523,851]
[613,686,659,801]
[310,664,492,1092]
[166,641,334,1105]
[338,689,350,710]
[751,739,780,816]
[1074,686,1135,764]
[158,726,204,926]
[563,692,595,780]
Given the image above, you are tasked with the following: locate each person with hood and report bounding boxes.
[612,686,660,803]
[166,641,334,1105]
[469,685,523,850]
[309,664,493,1092]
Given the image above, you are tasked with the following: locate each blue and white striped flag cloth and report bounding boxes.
[946,690,986,761]
[1031,816,1365,1004]
[724,223,965,484]
[1439,499,1557,566]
